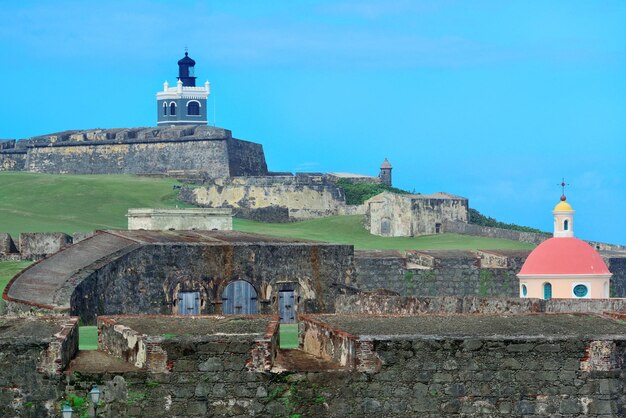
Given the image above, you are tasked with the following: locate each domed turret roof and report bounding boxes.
[178,52,196,66]
[518,237,610,276]
[380,158,392,169]
[554,197,573,212]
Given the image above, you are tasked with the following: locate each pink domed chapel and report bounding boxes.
[517,192,612,299]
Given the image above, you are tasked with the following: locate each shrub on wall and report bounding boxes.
[469,208,544,233]
[336,180,410,205]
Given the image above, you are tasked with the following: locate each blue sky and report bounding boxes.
[1,1,624,244]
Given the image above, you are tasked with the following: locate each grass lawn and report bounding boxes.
[0,260,97,350]
[234,216,535,251]
[280,324,299,349]
[0,172,192,237]
[0,260,32,291]
[79,326,98,350]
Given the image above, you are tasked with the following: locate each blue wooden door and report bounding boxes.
[279,290,296,324]
[543,283,552,300]
[222,280,258,315]
[178,291,200,315]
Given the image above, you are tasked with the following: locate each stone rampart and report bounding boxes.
[64,314,626,417]
[0,126,268,176]
[180,175,352,220]
[445,220,626,251]
[355,249,626,298]
[0,149,27,171]
[334,293,626,315]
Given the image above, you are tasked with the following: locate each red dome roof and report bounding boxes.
[519,237,610,276]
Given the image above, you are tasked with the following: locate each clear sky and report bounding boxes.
[1,1,624,244]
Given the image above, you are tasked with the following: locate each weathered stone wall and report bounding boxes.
[226,138,268,176]
[301,316,356,367]
[445,220,626,251]
[65,316,626,417]
[19,232,73,260]
[365,192,469,237]
[0,126,268,176]
[335,294,626,315]
[126,208,233,231]
[0,317,78,418]
[0,233,18,254]
[70,242,355,324]
[181,175,349,220]
[355,249,626,299]
[354,250,521,297]
[26,139,232,175]
[0,150,27,171]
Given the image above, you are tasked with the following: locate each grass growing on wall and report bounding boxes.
[234,216,534,251]
[0,172,191,237]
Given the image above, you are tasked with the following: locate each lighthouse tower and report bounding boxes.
[157,51,210,126]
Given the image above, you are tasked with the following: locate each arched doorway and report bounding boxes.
[543,282,552,300]
[222,280,258,314]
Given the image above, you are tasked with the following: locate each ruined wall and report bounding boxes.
[365,192,469,237]
[70,243,355,323]
[64,320,626,417]
[181,175,349,220]
[19,232,73,260]
[0,317,78,418]
[0,233,18,254]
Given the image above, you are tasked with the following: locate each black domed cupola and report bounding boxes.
[177,52,197,87]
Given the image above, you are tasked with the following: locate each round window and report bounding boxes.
[573,284,588,298]
[521,284,528,297]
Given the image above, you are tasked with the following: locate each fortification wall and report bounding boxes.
[0,150,27,171]
[62,314,626,417]
[335,293,626,315]
[445,220,626,251]
[354,250,522,297]
[181,175,350,220]
[0,126,268,176]
[26,139,231,175]
[70,242,354,323]
[226,138,268,176]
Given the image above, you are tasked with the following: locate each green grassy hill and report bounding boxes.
[0,172,533,250]
[235,216,533,250]
[0,172,191,237]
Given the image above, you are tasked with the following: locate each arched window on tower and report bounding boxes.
[170,102,177,116]
[162,102,167,116]
[187,101,200,116]
[563,219,569,231]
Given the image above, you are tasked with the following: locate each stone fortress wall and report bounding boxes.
[179,173,369,221]
[0,125,267,176]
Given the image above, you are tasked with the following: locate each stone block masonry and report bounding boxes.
[0,125,268,176]
[0,316,78,418]
[64,313,626,417]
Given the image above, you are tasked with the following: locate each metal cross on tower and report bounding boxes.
[558,177,570,201]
